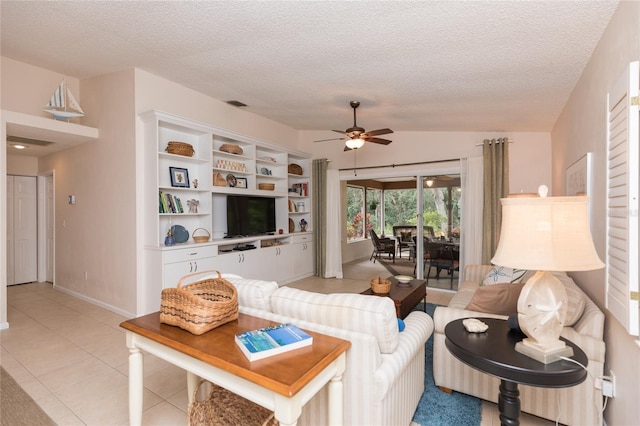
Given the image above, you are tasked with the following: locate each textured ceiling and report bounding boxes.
[1,0,619,134]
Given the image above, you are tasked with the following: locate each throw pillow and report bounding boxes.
[482,266,527,285]
[400,231,412,242]
[397,318,406,332]
[465,283,525,316]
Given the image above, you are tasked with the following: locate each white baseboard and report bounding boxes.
[54,285,135,319]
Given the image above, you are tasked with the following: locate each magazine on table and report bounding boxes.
[235,323,313,361]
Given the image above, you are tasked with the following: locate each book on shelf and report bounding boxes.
[235,323,313,361]
[159,191,185,214]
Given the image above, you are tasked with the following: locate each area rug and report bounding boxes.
[377,255,416,277]
[377,257,460,291]
[411,303,482,426]
[0,366,56,426]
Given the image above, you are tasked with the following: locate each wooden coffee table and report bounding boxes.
[360,277,427,318]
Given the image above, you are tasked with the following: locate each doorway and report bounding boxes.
[6,175,37,285]
[37,173,54,283]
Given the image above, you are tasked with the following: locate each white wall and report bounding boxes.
[7,155,38,175]
[300,130,552,262]
[134,69,299,149]
[36,69,138,314]
[551,2,640,425]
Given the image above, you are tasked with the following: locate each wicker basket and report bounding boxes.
[188,380,278,426]
[213,172,227,187]
[166,141,195,157]
[370,277,391,294]
[192,228,210,243]
[288,163,303,175]
[258,183,275,191]
[160,271,238,335]
[220,143,243,155]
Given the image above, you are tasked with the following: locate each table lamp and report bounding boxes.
[491,185,604,363]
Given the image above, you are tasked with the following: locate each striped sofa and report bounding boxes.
[433,265,605,425]
[223,276,434,426]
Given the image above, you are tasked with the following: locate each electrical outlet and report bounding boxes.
[602,371,616,398]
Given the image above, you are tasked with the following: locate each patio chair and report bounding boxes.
[424,240,459,288]
[369,229,396,263]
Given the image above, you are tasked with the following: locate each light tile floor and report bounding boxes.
[1,258,552,425]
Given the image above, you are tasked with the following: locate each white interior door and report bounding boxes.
[11,176,37,285]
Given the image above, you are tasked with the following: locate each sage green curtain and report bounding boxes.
[482,138,509,264]
[312,159,328,276]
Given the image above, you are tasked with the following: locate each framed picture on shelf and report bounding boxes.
[236,177,247,188]
[169,167,190,188]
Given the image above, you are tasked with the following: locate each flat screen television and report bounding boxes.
[226,195,276,237]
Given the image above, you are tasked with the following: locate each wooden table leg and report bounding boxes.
[126,333,144,426]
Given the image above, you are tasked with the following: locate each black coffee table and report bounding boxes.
[445,318,588,426]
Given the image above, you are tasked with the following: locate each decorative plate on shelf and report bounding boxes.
[395,275,413,284]
[171,225,189,243]
[226,174,237,187]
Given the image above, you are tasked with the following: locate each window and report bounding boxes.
[383,189,417,235]
[346,185,367,241]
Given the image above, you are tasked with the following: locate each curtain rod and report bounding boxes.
[338,158,460,172]
[474,139,514,146]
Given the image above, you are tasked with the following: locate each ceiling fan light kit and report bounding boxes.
[315,101,394,150]
[345,138,365,150]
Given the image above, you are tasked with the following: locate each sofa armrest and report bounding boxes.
[374,311,434,398]
[560,327,606,364]
[433,306,506,334]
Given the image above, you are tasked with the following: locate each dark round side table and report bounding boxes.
[444,318,588,426]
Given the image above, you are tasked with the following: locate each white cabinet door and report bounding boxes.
[207,251,249,277]
[292,240,314,280]
[164,256,219,288]
[258,245,290,282]
[162,245,218,288]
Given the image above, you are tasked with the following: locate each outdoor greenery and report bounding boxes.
[347,184,461,241]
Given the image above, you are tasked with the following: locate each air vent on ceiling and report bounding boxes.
[226,100,247,107]
[7,135,54,146]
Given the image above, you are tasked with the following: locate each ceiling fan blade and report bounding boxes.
[314,137,344,143]
[364,137,392,145]
[332,129,347,134]
[362,128,394,137]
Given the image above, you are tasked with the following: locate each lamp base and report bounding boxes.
[515,338,574,364]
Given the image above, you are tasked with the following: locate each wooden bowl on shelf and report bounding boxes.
[258,183,275,191]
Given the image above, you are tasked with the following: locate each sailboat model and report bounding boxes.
[43,80,85,120]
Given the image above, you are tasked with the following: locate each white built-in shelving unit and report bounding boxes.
[139,110,313,314]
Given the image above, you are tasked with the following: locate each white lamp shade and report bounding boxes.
[491,196,604,271]
[345,138,365,149]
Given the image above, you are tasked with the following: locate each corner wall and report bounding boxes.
[38,68,138,315]
[551,2,640,425]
